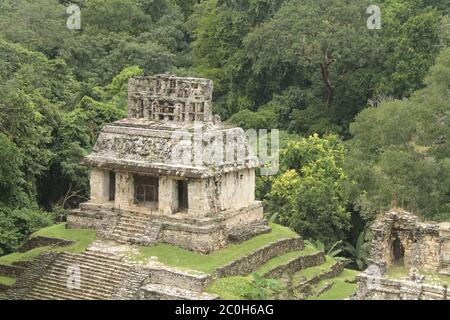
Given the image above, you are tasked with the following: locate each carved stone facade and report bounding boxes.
[128,75,214,123]
[355,209,450,300]
[67,75,269,253]
[367,210,449,273]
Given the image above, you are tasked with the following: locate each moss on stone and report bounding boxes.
[308,269,359,300]
[0,224,97,266]
[131,223,298,273]
[255,245,318,275]
[0,276,16,287]
[205,276,254,300]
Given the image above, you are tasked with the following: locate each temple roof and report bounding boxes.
[83,119,258,178]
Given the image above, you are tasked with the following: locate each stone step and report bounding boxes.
[53,256,129,273]
[116,222,148,230]
[115,236,146,245]
[22,251,133,300]
[119,213,151,221]
[28,279,114,299]
[149,268,211,292]
[118,215,150,223]
[139,284,218,300]
[35,275,124,291]
[30,281,117,299]
[25,268,126,300]
[27,285,107,300]
[44,265,127,286]
[56,253,127,266]
[50,261,128,277]
[34,263,127,287]
[115,226,147,236]
[439,268,450,276]
[82,250,125,260]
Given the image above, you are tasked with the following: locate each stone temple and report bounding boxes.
[355,210,450,300]
[67,75,270,253]
[4,75,282,300]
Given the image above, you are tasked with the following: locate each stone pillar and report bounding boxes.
[115,172,134,209]
[246,169,256,205]
[188,179,211,217]
[89,169,110,204]
[158,176,178,215]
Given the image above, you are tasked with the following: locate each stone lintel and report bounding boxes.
[82,156,258,179]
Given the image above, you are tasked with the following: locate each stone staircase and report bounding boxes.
[139,284,217,300]
[113,211,162,245]
[24,251,132,300]
[112,266,150,300]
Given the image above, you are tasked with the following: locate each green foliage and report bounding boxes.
[347,48,450,221]
[0,0,69,58]
[343,231,370,270]
[243,273,283,300]
[0,206,53,255]
[0,133,27,207]
[267,134,352,245]
[375,0,449,97]
[305,240,345,262]
[0,0,449,266]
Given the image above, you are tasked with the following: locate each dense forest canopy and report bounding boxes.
[0,0,449,261]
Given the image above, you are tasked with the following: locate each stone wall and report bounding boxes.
[355,272,449,300]
[214,237,304,277]
[115,171,135,209]
[147,268,212,292]
[128,75,214,123]
[6,252,60,300]
[263,252,325,279]
[90,169,110,203]
[18,236,73,253]
[67,202,266,254]
[0,264,25,277]
[368,210,443,272]
[218,170,255,211]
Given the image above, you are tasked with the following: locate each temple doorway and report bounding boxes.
[392,234,405,265]
[177,180,188,212]
[109,171,116,201]
[134,175,159,209]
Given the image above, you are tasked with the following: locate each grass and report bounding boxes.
[310,269,359,300]
[0,224,97,266]
[0,246,53,266]
[207,254,359,300]
[255,245,318,275]
[386,264,450,286]
[130,223,298,273]
[32,223,97,254]
[0,276,16,287]
[206,276,254,300]
[292,256,336,284]
[205,245,321,299]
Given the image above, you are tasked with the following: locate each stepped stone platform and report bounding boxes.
[5,235,311,300]
[5,240,219,300]
[69,202,268,253]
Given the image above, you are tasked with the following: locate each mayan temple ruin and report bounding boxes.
[2,76,448,301]
[4,75,290,300]
[66,74,271,253]
[355,210,450,300]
